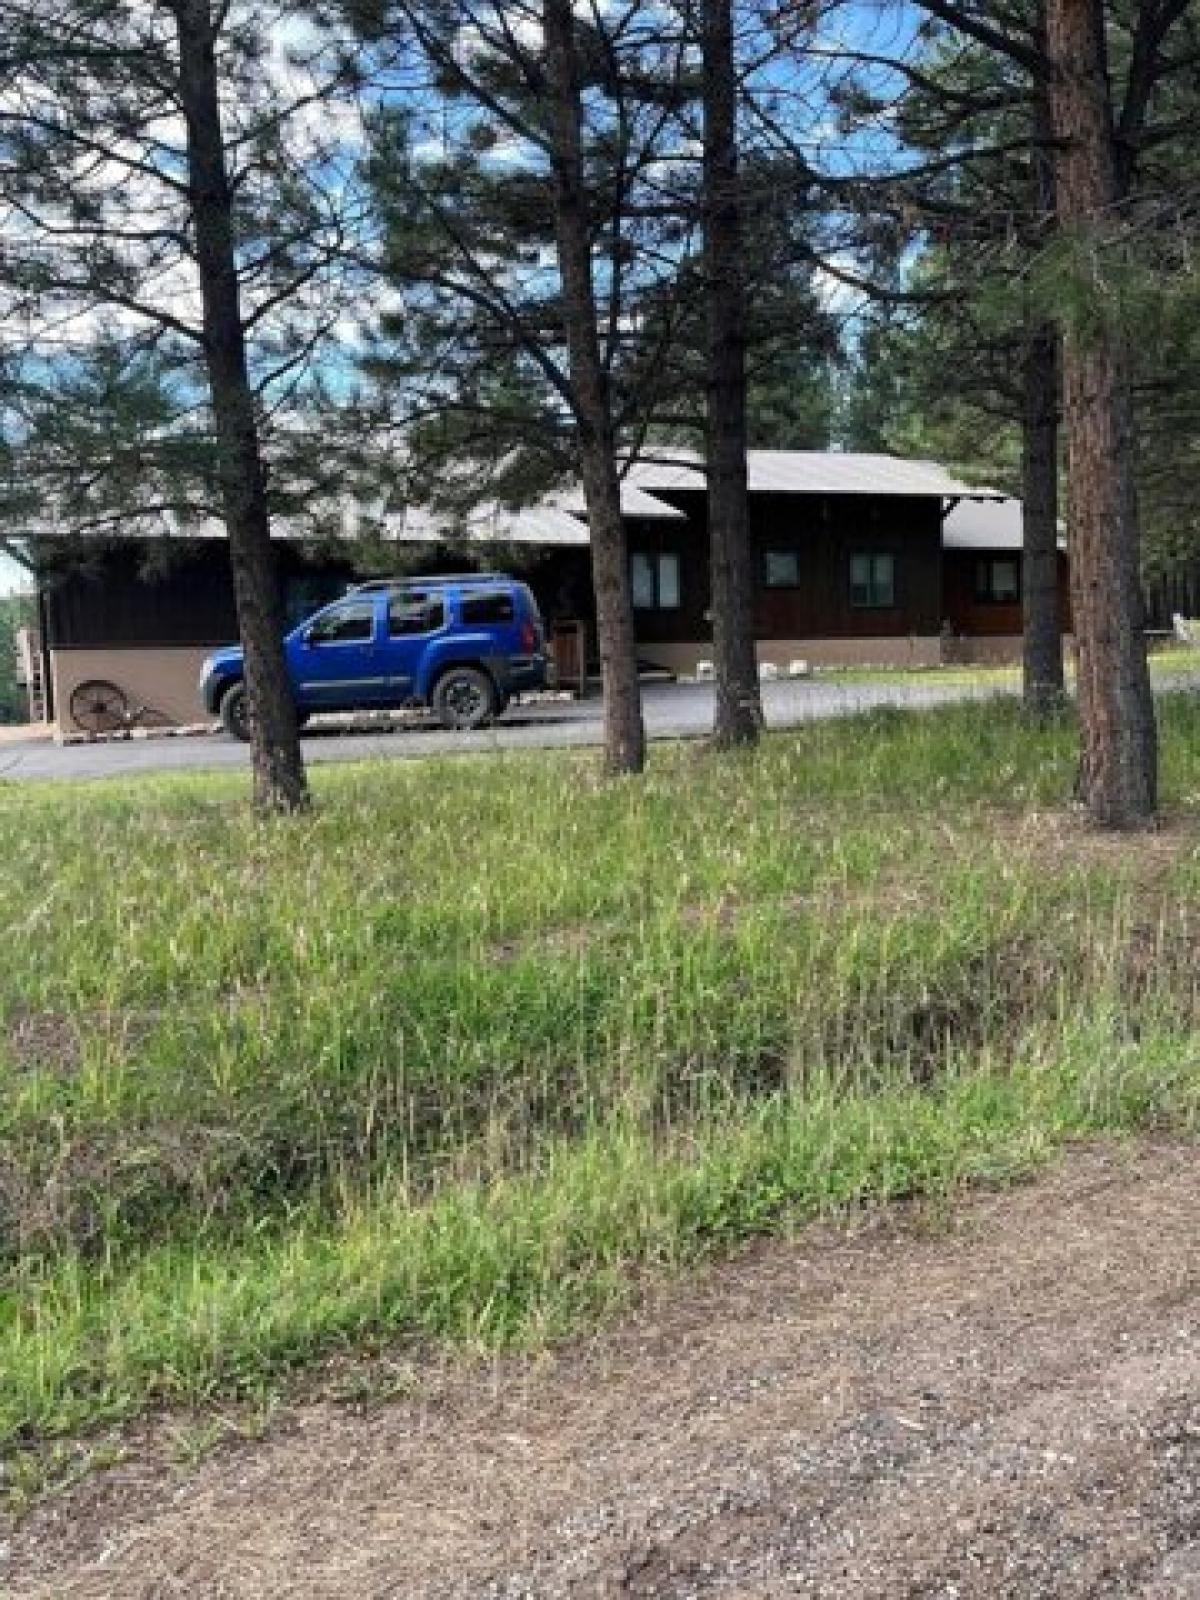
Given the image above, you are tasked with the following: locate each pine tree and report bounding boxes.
[702,0,763,747]
[352,0,708,774]
[543,0,645,771]
[1045,0,1156,824]
[830,6,1066,712]
[0,1,359,810]
[875,0,1191,820]
[174,0,309,812]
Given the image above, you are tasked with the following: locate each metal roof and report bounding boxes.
[18,453,1007,547]
[943,496,1066,552]
[388,500,591,546]
[627,449,1006,501]
[17,477,686,547]
[16,498,591,548]
[392,479,683,546]
[556,481,686,522]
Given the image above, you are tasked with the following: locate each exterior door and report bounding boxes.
[377,590,448,700]
[290,595,388,708]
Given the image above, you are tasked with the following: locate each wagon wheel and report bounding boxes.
[70,679,130,735]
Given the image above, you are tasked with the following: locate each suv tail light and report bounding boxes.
[520,619,537,653]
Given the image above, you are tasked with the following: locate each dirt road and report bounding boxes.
[7,1140,1200,1598]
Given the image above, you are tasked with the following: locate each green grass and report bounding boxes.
[815,660,1020,689]
[818,639,1200,689]
[3,695,1200,1482]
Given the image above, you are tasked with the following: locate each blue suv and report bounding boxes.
[200,574,548,740]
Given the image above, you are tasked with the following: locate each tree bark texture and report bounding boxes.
[1046,0,1156,825]
[1022,17,1065,717]
[702,0,762,747]
[173,0,309,814]
[1021,321,1065,713]
[543,0,645,775]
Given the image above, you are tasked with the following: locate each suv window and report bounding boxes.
[308,601,375,645]
[460,590,515,625]
[388,594,446,636]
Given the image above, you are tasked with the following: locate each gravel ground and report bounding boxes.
[6,1139,1200,1598]
[0,678,1013,783]
[4,673,1197,786]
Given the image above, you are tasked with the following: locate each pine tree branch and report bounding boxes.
[381,167,577,412]
[0,108,192,197]
[17,269,205,344]
[1116,0,1194,193]
[390,0,552,158]
[907,2,1046,79]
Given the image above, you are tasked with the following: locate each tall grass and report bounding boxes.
[2,697,1199,1462]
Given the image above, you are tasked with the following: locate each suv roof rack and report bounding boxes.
[349,573,511,593]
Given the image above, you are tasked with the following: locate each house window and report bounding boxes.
[974,556,1020,604]
[763,549,800,589]
[631,551,681,610]
[388,594,446,636]
[849,552,896,609]
[306,600,375,644]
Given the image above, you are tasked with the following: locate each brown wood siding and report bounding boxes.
[626,515,709,644]
[754,494,942,638]
[630,492,944,642]
[38,507,1064,659]
[37,543,582,651]
[943,550,1072,637]
[41,543,241,649]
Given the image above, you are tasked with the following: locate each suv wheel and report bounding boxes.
[432,667,498,731]
[219,682,250,742]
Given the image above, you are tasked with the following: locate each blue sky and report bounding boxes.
[0,553,30,596]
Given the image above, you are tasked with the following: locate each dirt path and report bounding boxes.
[7,1139,1200,1598]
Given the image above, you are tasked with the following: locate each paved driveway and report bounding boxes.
[0,677,1012,784]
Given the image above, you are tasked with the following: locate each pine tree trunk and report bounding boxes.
[1046,0,1156,826]
[583,449,645,776]
[543,0,644,775]
[1021,321,1065,714]
[702,0,762,748]
[173,0,308,814]
[1022,16,1065,718]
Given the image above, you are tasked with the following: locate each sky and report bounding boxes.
[0,553,31,596]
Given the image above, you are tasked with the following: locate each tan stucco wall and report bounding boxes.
[51,646,219,738]
[640,637,946,676]
[942,634,1074,666]
[942,634,1023,666]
